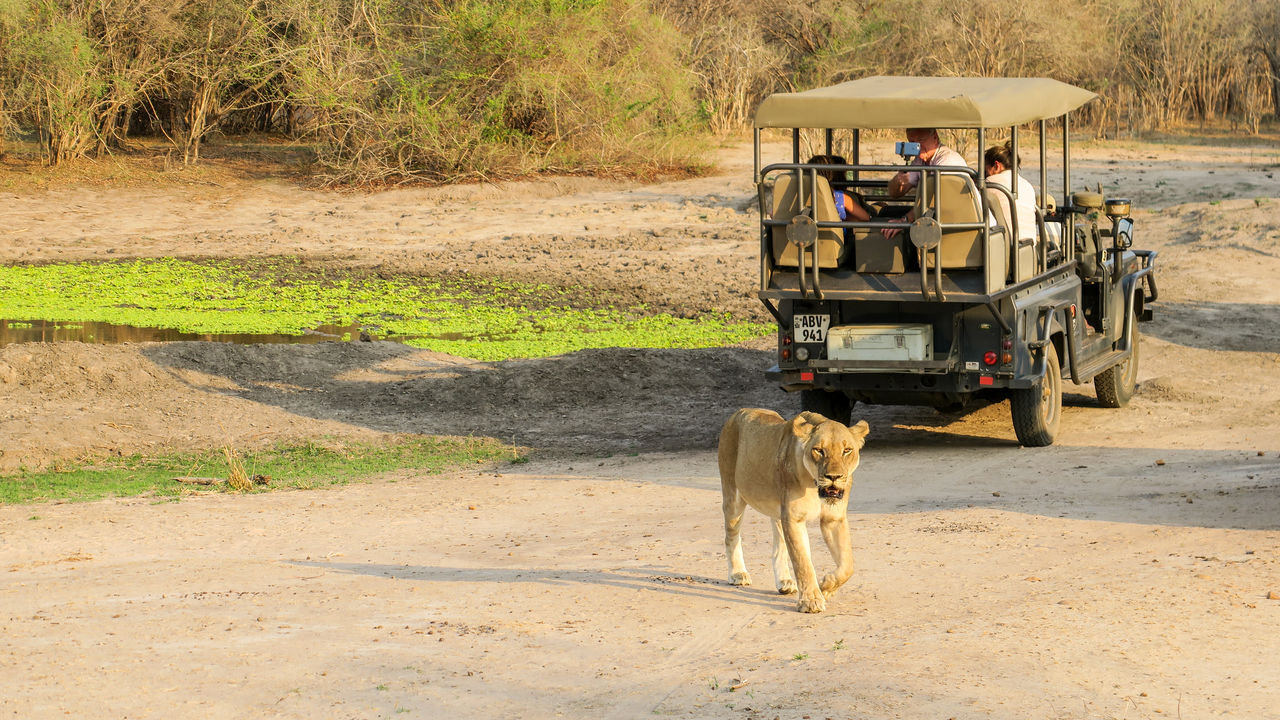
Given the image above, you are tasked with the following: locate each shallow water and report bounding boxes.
[0,319,374,347]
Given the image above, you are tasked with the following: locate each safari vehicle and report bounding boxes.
[752,76,1158,446]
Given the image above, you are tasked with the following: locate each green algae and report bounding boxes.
[0,258,769,361]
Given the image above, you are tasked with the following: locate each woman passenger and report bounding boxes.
[984,143,1038,245]
[808,154,873,223]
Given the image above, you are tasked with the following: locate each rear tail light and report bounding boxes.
[983,351,999,366]
[781,348,792,360]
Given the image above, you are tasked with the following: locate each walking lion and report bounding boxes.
[717,408,870,613]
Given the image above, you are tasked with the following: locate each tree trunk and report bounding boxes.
[1264,46,1280,118]
[183,82,218,165]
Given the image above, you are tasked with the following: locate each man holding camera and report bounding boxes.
[882,128,969,238]
[887,128,968,198]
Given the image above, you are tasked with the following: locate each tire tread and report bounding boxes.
[800,389,852,425]
[1010,343,1061,447]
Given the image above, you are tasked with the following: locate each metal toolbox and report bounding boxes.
[827,324,933,362]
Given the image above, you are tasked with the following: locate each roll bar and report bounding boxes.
[753,116,1077,300]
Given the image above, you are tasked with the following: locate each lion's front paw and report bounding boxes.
[729,570,752,586]
[819,573,845,596]
[777,578,797,595]
[796,592,826,613]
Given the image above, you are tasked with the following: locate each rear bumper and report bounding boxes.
[766,364,1034,393]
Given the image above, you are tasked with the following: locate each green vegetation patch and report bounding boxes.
[0,435,522,505]
[0,258,769,360]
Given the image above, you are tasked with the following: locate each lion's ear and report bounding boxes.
[789,412,821,438]
[848,419,870,443]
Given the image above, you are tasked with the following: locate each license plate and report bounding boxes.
[793,314,830,343]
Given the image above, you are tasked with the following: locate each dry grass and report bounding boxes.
[222,445,252,492]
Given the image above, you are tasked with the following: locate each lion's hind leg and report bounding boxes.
[770,519,797,594]
[718,412,752,587]
[722,490,751,586]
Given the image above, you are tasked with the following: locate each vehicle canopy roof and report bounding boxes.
[753,76,1097,130]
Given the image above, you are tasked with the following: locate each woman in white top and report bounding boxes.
[983,143,1038,245]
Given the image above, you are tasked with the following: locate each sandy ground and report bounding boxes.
[1,137,1279,719]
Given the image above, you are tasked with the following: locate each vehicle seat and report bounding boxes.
[769,172,850,268]
[917,173,987,270]
[1042,219,1064,262]
[984,187,1035,282]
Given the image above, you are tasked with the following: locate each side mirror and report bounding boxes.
[1114,217,1134,250]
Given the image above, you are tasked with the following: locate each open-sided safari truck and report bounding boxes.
[753,76,1158,446]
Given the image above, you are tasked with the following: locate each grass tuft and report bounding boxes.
[223,445,252,492]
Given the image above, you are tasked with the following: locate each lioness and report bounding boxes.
[717,408,870,613]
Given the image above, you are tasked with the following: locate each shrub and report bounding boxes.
[290,0,704,183]
[2,0,102,162]
[0,0,1275,174]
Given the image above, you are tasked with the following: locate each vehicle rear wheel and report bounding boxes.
[801,389,852,425]
[1010,342,1062,447]
[1095,312,1139,408]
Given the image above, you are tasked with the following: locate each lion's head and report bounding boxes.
[794,412,870,502]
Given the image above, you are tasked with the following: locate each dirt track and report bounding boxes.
[1,138,1279,718]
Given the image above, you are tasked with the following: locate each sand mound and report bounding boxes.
[1137,375,1202,403]
[0,342,380,472]
[0,342,179,399]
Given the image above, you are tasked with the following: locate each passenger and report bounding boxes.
[984,142,1038,245]
[882,128,970,239]
[807,154,872,223]
[887,128,968,199]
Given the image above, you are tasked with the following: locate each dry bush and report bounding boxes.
[653,1,787,134]
[1121,0,1248,129]
[1,0,102,163]
[838,0,1272,135]
[655,0,887,134]
[291,0,704,183]
[82,0,183,152]
[0,0,298,163]
[164,0,299,164]
[1247,2,1280,121]
[0,0,1275,174]
[880,0,1100,79]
